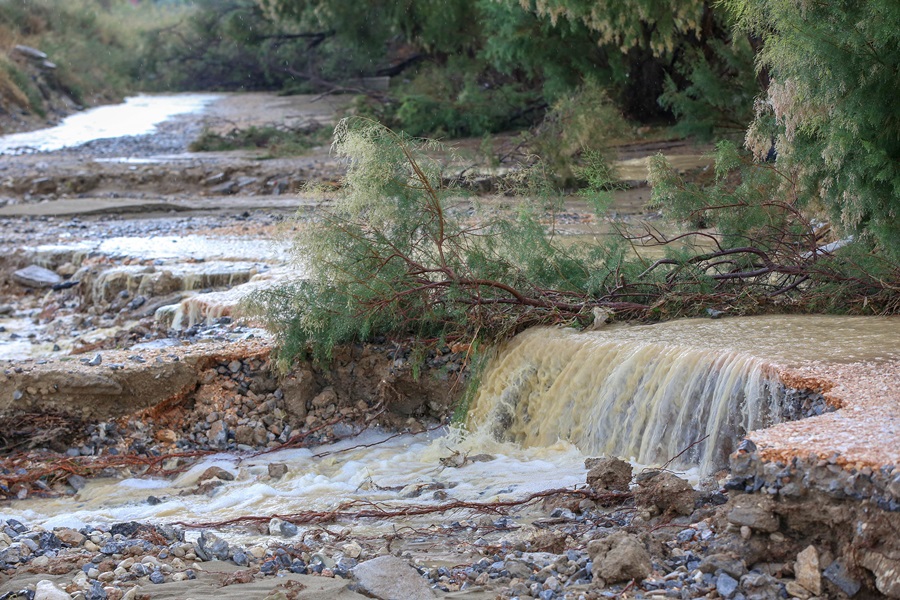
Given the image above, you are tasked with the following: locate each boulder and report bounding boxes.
[588,531,651,584]
[859,550,900,598]
[698,553,747,579]
[795,545,822,595]
[635,470,696,515]
[585,456,632,492]
[311,386,338,409]
[12,265,62,289]
[823,560,861,597]
[740,572,781,600]
[280,368,316,420]
[34,580,70,600]
[351,555,435,600]
[725,494,779,533]
[268,463,289,479]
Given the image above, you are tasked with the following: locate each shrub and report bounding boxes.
[727,0,900,258]
[250,122,899,367]
[246,117,637,365]
[189,123,329,156]
[527,80,630,184]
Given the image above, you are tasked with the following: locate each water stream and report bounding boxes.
[0,430,587,548]
[3,316,897,539]
[0,94,220,155]
[467,316,900,474]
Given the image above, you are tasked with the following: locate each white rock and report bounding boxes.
[122,588,141,600]
[795,545,822,595]
[31,555,50,568]
[34,580,70,600]
[12,265,62,288]
[342,542,363,559]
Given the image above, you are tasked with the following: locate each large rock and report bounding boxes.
[823,560,861,597]
[588,531,651,584]
[281,367,317,420]
[635,470,696,515]
[12,265,62,289]
[585,457,632,492]
[725,494,779,533]
[698,553,747,579]
[351,555,435,600]
[795,545,822,595]
[740,572,781,600]
[34,580,70,600]
[860,550,900,598]
[196,531,230,561]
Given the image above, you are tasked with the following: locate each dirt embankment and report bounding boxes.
[0,337,465,459]
[0,45,86,136]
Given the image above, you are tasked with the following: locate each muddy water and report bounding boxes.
[0,94,220,155]
[7,316,897,541]
[1,430,587,550]
[467,316,900,473]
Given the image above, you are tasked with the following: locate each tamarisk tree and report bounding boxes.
[251,118,898,366]
[727,0,900,258]
[248,118,646,364]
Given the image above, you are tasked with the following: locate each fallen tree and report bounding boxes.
[249,118,898,368]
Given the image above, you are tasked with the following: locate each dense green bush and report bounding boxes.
[527,81,630,184]
[140,0,321,91]
[727,0,900,259]
[189,123,329,156]
[391,57,541,138]
[251,121,899,366]
[247,118,640,365]
[658,37,757,140]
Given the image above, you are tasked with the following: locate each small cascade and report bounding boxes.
[79,262,260,308]
[156,268,293,330]
[467,327,790,474]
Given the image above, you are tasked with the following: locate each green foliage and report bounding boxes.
[0,0,183,105]
[648,141,899,312]
[727,0,900,258]
[527,81,630,184]
[658,36,757,139]
[247,117,633,365]
[0,61,45,117]
[261,0,480,57]
[189,124,329,156]
[391,57,540,138]
[650,141,807,251]
[478,0,609,103]
[526,0,709,56]
[250,0,762,131]
[251,123,899,367]
[141,0,317,91]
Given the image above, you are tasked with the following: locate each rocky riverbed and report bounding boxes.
[2,93,899,600]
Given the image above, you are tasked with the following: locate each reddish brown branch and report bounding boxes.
[175,487,631,529]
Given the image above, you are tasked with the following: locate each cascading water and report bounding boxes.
[467,327,792,474]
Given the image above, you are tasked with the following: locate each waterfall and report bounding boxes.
[467,326,788,474]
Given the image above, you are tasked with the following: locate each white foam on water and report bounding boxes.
[0,429,588,541]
